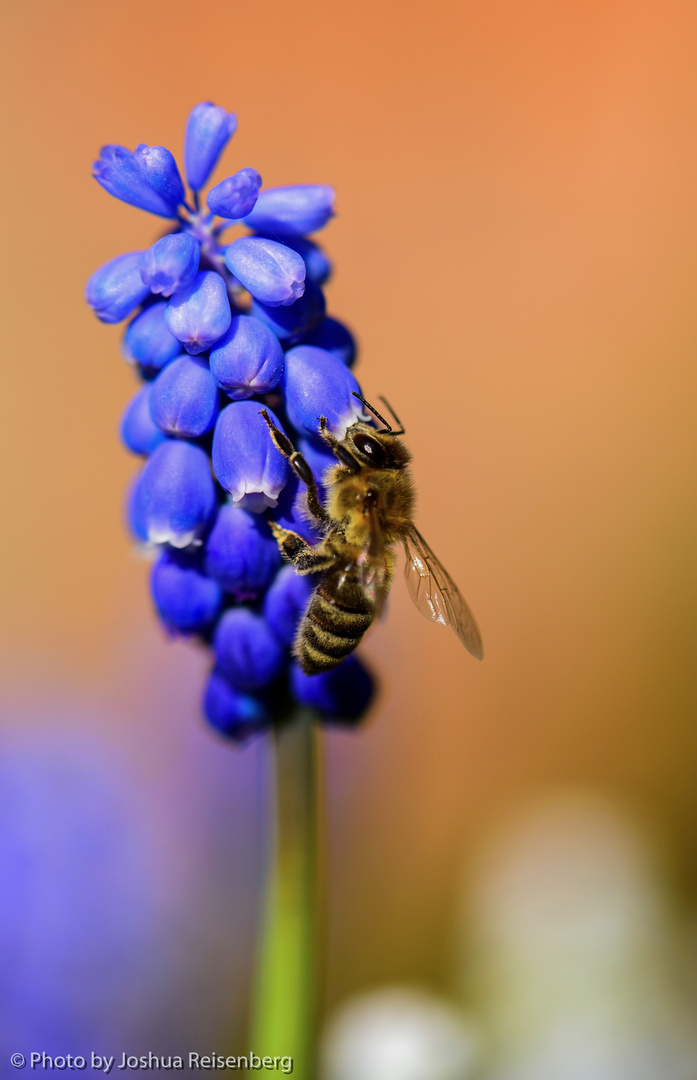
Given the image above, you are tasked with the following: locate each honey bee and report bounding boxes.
[260,394,483,675]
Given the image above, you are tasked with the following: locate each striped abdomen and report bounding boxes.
[296,566,375,675]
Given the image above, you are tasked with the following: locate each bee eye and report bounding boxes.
[352,433,386,465]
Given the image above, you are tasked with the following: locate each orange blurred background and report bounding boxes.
[1,0,696,1057]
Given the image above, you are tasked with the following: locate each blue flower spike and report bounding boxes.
[140,233,200,297]
[135,439,217,548]
[184,102,238,193]
[212,400,290,511]
[164,270,231,355]
[88,103,376,741]
[207,168,262,219]
[283,344,368,439]
[243,184,335,237]
[86,252,150,324]
[93,146,180,218]
[224,236,306,307]
[209,315,284,400]
[149,354,220,438]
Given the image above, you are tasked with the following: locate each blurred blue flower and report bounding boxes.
[214,608,285,692]
[149,354,220,438]
[151,548,222,634]
[204,504,280,601]
[120,383,167,456]
[122,302,182,374]
[209,315,284,400]
[134,440,217,548]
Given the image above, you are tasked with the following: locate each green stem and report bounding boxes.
[251,712,322,1078]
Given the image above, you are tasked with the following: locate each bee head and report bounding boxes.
[345,391,412,469]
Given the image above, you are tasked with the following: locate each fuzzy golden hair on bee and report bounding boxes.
[260,394,482,675]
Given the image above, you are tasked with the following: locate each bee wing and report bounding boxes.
[403,526,484,659]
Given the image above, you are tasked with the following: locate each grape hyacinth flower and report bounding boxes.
[86,102,373,745]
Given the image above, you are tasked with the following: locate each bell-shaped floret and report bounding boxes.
[134,439,217,548]
[212,401,290,512]
[149,355,220,438]
[184,102,238,193]
[203,668,272,743]
[209,315,284,400]
[85,252,150,324]
[207,168,262,219]
[92,145,179,218]
[150,548,222,635]
[242,185,335,237]
[290,655,374,723]
[301,316,356,366]
[204,505,279,600]
[132,145,185,211]
[126,473,149,543]
[120,384,167,455]
[224,237,305,307]
[214,608,285,691]
[164,270,231,355]
[251,279,325,343]
[283,345,367,440]
[122,302,182,374]
[263,565,314,647]
[202,505,278,600]
[140,233,200,297]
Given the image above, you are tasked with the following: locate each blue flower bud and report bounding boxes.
[243,185,335,237]
[204,505,280,600]
[301,316,356,366]
[92,146,179,218]
[151,548,222,635]
[214,608,285,691]
[282,237,332,286]
[212,401,290,512]
[290,655,374,723]
[251,280,325,343]
[209,315,284,400]
[184,102,238,192]
[272,472,324,544]
[206,168,262,219]
[85,252,150,324]
[283,345,367,440]
[149,354,220,438]
[120,383,167,455]
[164,270,231,355]
[136,439,217,548]
[132,144,185,211]
[224,237,305,307]
[203,668,271,743]
[122,302,182,374]
[263,566,314,647]
[140,233,200,297]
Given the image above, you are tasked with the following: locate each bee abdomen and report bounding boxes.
[296,591,374,675]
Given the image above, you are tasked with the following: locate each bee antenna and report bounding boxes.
[351,392,405,436]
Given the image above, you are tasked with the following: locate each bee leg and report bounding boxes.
[259,409,329,522]
[317,416,360,470]
[268,521,336,573]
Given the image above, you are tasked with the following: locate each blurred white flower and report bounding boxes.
[320,986,481,1080]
